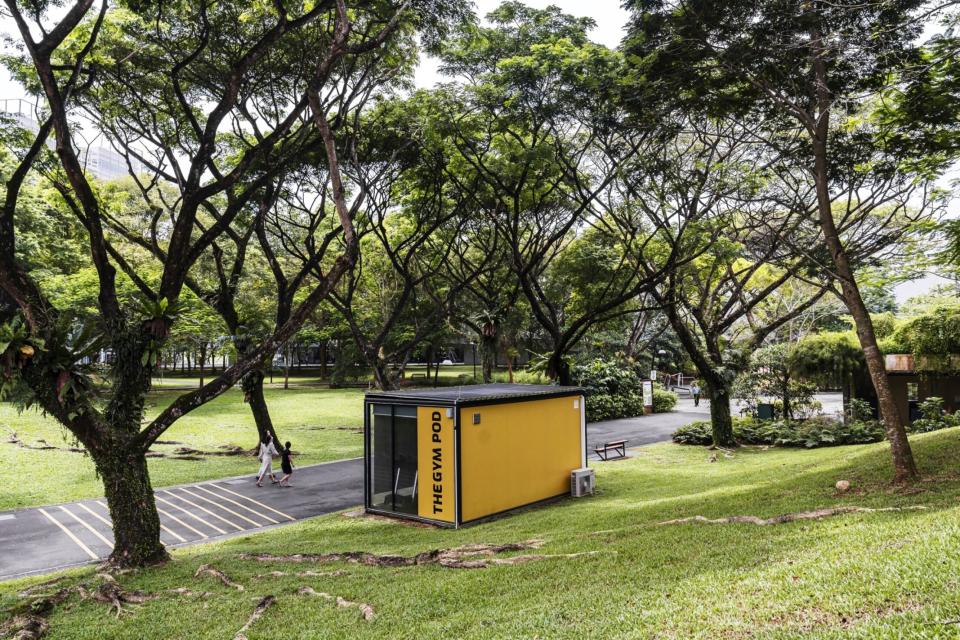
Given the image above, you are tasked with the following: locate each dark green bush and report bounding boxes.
[672,416,886,448]
[573,357,677,421]
[909,397,960,433]
[653,387,678,413]
[671,420,714,445]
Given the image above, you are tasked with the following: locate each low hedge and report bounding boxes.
[672,416,887,448]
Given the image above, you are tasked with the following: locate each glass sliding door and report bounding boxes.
[368,404,419,515]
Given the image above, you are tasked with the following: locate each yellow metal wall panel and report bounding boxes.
[416,406,455,522]
[460,396,582,522]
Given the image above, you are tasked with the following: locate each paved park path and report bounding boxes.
[0,402,718,581]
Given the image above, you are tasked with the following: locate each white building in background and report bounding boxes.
[0,97,142,180]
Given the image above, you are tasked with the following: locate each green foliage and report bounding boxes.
[910,396,960,433]
[0,315,44,404]
[653,387,678,413]
[789,332,864,386]
[891,307,960,368]
[733,344,819,420]
[848,398,874,423]
[572,356,676,421]
[672,416,886,448]
[491,369,550,385]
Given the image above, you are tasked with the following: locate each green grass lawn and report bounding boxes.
[3,430,960,638]
[0,387,364,510]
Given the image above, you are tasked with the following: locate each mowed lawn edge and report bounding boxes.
[0,387,365,511]
[2,429,958,639]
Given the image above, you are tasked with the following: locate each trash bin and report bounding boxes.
[757,403,775,420]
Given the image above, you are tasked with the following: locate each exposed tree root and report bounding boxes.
[167,587,213,598]
[77,580,157,618]
[658,505,927,526]
[239,540,545,569]
[254,570,349,579]
[5,575,153,639]
[173,445,247,457]
[23,589,72,618]
[145,444,248,461]
[195,564,245,591]
[238,540,597,569]
[16,578,68,599]
[297,587,375,621]
[4,429,84,454]
[0,614,48,640]
[233,595,275,640]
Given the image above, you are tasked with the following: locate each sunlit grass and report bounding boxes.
[0,387,365,510]
[2,429,958,638]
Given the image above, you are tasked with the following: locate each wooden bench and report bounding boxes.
[594,440,627,461]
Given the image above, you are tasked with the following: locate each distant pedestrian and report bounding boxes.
[691,383,701,407]
[279,441,294,487]
[256,434,279,487]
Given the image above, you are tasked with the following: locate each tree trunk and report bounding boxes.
[199,343,206,388]
[245,368,279,443]
[841,369,852,424]
[480,334,496,383]
[94,446,168,568]
[782,373,792,421]
[625,312,646,359]
[809,25,917,482]
[284,342,290,390]
[547,351,571,386]
[708,383,736,448]
[371,357,396,391]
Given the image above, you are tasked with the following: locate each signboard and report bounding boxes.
[417,407,455,522]
[642,380,654,413]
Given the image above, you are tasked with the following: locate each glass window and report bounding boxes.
[367,404,419,515]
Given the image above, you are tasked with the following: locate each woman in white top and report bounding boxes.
[256,434,279,487]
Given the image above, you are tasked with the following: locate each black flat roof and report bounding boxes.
[364,383,584,406]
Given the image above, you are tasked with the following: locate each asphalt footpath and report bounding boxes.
[0,405,704,580]
[0,458,363,581]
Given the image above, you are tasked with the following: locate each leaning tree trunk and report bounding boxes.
[244,367,280,444]
[92,444,168,567]
[810,30,917,482]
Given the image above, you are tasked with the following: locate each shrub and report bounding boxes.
[672,416,885,448]
[671,420,713,445]
[568,357,679,421]
[848,397,874,422]
[491,369,551,385]
[653,387,678,413]
[909,396,958,434]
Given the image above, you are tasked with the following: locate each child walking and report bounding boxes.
[279,441,294,487]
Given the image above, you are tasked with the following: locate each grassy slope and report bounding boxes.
[0,387,364,510]
[3,430,960,639]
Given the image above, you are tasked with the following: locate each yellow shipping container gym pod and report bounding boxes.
[363,383,588,527]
